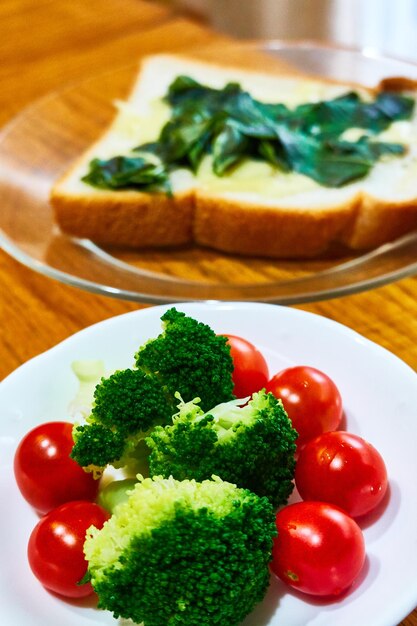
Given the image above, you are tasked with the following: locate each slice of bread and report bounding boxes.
[50,53,417,258]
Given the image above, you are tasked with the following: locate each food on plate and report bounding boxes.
[13,309,389,624]
[50,53,417,258]
[27,500,109,598]
[14,421,99,514]
[295,430,388,517]
[266,365,343,447]
[271,501,366,596]
[222,334,270,397]
[68,359,106,418]
[84,475,276,626]
[97,477,138,513]
[70,307,234,475]
[147,389,297,507]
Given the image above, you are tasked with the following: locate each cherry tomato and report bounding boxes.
[222,335,269,398]
[295,431,388,518]
[27,500,109,598]
[271,501,365,597]
[266,366,342,447]
[14,421,99,514]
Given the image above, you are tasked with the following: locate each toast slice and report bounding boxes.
[51,53,417,258]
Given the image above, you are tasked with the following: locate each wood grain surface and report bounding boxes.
[0,2,416,624]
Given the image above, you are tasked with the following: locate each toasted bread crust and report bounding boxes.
[52,187,417,256]
[51,189,195,248]
[193,192,417,257]
[342,194,417,249]
[193,193,360,258]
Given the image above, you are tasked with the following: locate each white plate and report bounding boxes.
[1,302,416,626]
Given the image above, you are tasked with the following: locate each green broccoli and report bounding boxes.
[84,475,276,626]
[71,369,173,473]
[70,370,170,475]
[147,389,298,507]
[135,307,234,412]
[70,308,234,474]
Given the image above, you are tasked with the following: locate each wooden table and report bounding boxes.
[0,2,416,624]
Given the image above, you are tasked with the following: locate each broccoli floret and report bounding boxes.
[136,307,234,412]
[147,389,298,507]
[92,368,173,433]
[84,475,276,626]
[71,368,174,473]
[71,308,234,474]
[71,423,126,471]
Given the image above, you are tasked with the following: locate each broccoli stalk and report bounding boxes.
[147,389,298,507]
[70,308,234,475]
[84,475,276,626]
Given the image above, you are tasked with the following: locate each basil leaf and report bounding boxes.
[212,122,251,175]
[292,91,415,137]
[167,77,242,118]
[376,92,415,120]
[82,156,172,194]
[327,136,406,161]
[258,139,291,172]
[366,140,406,158]
[167,75,201,99]
[292,100,362,137]
[84,75,415,193]
[223,91,282,139]
[160,117,212,163]
[276,127,372,187]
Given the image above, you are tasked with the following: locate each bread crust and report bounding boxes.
[193,193,360,258]
[342,193,417,250]
[51,188,195,248]
[193,192,417,258]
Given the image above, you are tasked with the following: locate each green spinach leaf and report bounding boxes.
[82,156,171,194]
[82,75,414,192]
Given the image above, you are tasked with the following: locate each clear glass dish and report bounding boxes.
[1,41,417,304]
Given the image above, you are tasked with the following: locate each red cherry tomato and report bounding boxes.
[295,431,388,518]
[271,501,365,597]
[27,500,109,598]
[222,335,269,398]
[14,421,99,514]
[266,366,342,447]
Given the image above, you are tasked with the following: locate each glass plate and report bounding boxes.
[1,41,417,305]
